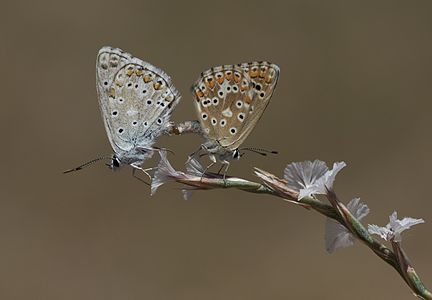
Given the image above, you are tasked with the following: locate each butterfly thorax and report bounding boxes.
[203,139,238,163]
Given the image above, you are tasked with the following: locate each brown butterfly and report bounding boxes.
[191,61,280,175]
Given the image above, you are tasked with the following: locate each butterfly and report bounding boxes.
[190,61,280,175]
[64,46,180,176]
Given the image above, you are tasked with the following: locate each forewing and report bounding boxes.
[191,62,279,150]
[96,46,180,153]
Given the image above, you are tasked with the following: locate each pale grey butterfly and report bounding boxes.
[65,46,180,176]
[190,62,280,176]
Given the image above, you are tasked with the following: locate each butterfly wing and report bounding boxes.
[231,62,280,149]
[191,62,279,151]
[96,47,180,155]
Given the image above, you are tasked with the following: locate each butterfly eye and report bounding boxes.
[212,97,219,105]
[218,90,224,97]
[157,118,162,124]
[112,156,120,168]
[233,149,240,159]
[232,85,239,93]
[211,118,217,125]
[236,101,243,108]
[202,113,208,120]
[220,119,226,127]
[132,121,138,126]
[118,128,124,134]
[146,100,153,105]
[229,127,237,135]
[118,97,124,103]
[259,91,266,99]
[200,84,206,91]
[225,85,231,93]
[112,110,118,117]
[255,83,262,91]
[144,121,149,127]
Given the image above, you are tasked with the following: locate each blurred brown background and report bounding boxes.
[1,0,431,299]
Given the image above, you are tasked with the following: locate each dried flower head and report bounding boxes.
[284,160,346,200]
[368,212,424,242]
[325,198,370,253]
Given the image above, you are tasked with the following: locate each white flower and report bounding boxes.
[368,212,424,242]
[284,160,346,200]
[151,150,186,196]
[325,198,370,253]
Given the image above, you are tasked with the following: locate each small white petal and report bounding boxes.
[388,211,424,242]
[151,151,183,196]
[368,224,392,241]
[368,212,424,242]
[284,160,328,191]
[182,189,193,200]
[325,198,369,253]
[296,161,346,200]
[347,197,370,220]
[325,218,354,253]
[321,162,346,191]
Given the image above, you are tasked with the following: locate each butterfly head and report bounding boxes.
[108,148,153,170]
[108,155,121,170]
[232,148,241,160]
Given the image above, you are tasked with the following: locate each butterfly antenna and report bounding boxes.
[63,155,112,174]
[240,147,278,156]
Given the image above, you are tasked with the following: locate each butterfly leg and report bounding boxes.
[186,145,205,165]
[200,155,216,182]
[131,163,155,185]
[131,168,150,186]
[221,160,230,185]
[217,164,225,175]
